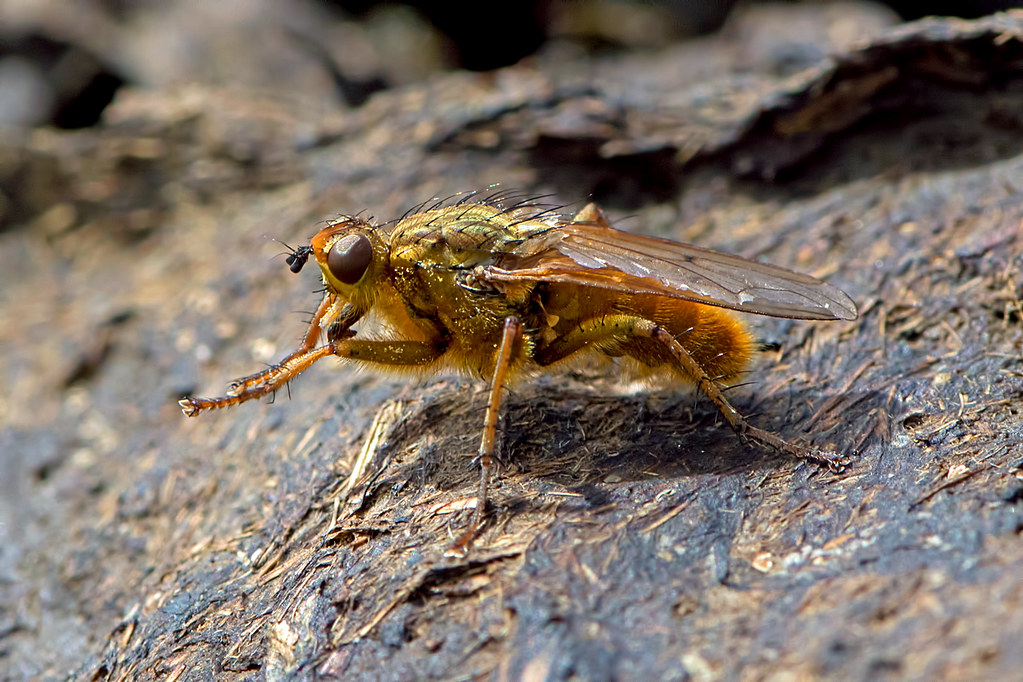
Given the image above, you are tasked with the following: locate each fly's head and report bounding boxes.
[308,216,389,309]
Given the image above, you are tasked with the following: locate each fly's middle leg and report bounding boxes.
[450,316,522,554]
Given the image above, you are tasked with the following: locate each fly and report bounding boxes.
[180,192,858,549]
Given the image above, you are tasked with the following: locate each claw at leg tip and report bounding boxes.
[178,398,199,417]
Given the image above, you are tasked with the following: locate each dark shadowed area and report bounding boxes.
[2,2,1022,680]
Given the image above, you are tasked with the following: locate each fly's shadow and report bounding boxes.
[341,380,867,517]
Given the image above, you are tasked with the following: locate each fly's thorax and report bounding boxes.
[310,216,390,309]
[388,203,560,269]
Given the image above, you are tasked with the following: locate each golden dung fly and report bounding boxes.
[180,191,857,547]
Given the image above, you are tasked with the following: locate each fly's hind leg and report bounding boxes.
[637,322,849,471]
[533,315,849,472]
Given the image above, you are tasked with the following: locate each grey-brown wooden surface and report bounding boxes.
[2,4,1022,680]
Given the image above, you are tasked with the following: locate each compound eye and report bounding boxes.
[327,234,373,285]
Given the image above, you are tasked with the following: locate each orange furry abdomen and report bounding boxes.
[622,295,755,382]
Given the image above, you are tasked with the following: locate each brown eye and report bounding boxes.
[327,234,373,284]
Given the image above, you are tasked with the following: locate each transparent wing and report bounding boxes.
[489,222,857,321]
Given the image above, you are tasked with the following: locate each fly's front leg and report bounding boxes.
[179,295,363,416]
[221,294,336,397]
[180,331,446,416]
[180,344,338,415]
[533,315,848,472]
[451,316,522,554]
[225,296,365,397]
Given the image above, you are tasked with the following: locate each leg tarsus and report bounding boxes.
[447,461,491,557]
[740,423,850,472]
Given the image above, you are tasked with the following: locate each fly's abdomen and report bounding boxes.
[622,295,755,382]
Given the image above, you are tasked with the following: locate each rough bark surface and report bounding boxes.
[3,6,1023,681]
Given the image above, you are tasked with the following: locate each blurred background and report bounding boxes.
[1,0,1020,132]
